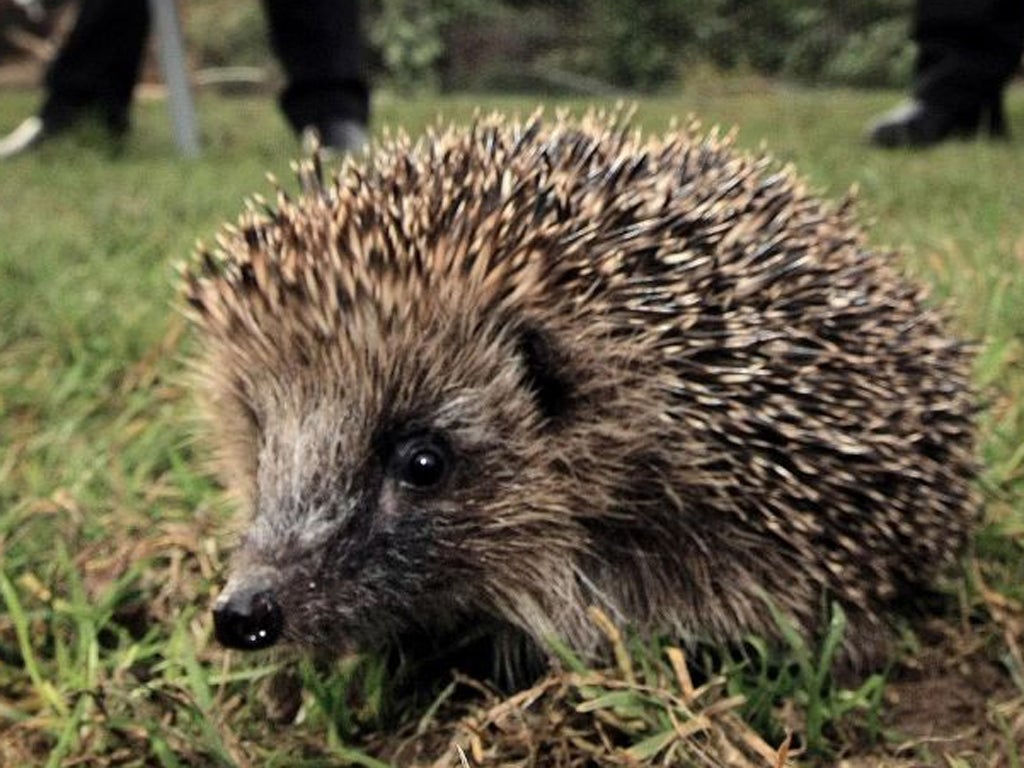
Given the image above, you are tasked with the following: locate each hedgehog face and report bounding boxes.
[209,316,592,655]
[214,415,463,653]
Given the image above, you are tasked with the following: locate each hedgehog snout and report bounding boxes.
[213,570,285,651]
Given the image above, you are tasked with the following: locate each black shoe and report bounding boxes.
[866,97,1007,148]
[300,119,369,158]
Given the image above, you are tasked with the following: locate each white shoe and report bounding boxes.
[0,116,47,160]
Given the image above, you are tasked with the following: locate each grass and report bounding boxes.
[1,79,1023,765]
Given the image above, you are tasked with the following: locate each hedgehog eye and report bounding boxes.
[392,435,452,491]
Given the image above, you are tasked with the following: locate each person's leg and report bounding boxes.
[42,0,151,132]
[262,0,369,150]
[0,0,149,158]
[913,0,1023,111]
[868,0,1024,147]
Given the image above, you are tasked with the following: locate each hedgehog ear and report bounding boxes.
[516,326,572,427]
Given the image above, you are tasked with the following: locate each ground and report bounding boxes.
[0,80,1023,766]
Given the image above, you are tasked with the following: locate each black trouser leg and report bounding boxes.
[912,0,1024,110]
[41,0,150,131]
[261,0,369,132]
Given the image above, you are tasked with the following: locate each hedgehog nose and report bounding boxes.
[213,587,284,651]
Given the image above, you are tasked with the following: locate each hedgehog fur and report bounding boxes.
[185,110,978,674]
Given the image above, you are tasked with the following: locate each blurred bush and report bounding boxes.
[365,0,914,92]
[188,1,268,68]
[437,0,906,92]
[5,0,914,92]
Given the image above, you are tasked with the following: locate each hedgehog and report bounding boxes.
[184,111,977,678]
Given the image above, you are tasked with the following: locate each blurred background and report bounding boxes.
[0,0,918,98]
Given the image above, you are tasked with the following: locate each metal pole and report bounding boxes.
[148,0,200,157]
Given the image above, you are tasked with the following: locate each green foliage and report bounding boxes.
[299,654,391,746]
[822,17,915,87]
[721,602,887,755]
[365,0,448,93]
[180,0,917,92]
[187,1,269,69]
[578,0,707,90]
[774,0,914,85]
